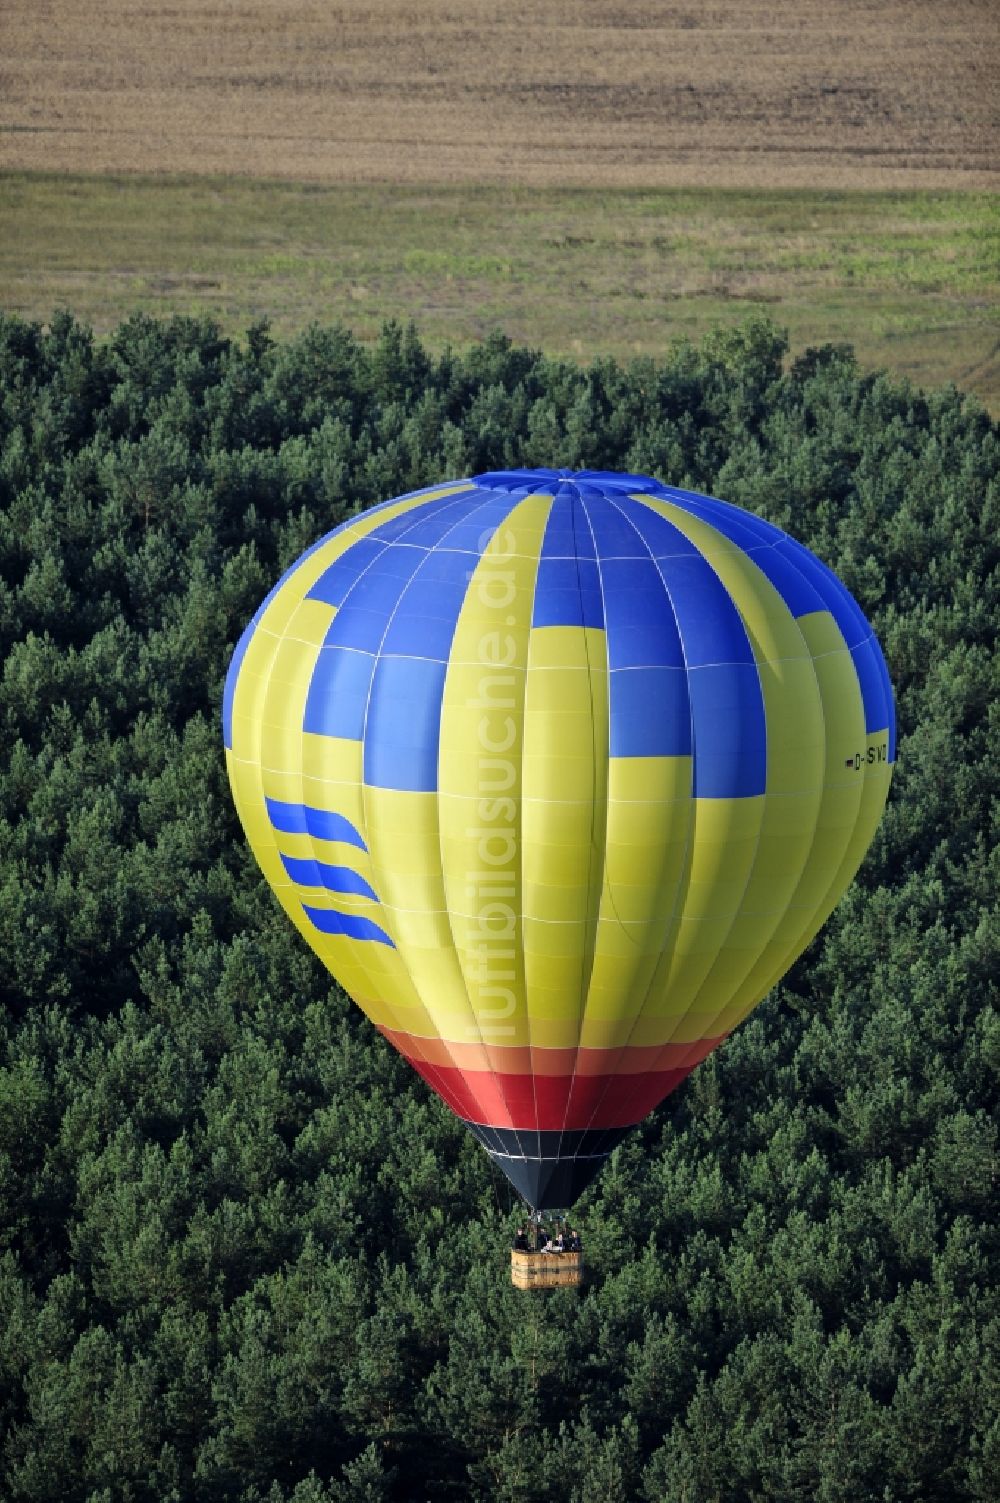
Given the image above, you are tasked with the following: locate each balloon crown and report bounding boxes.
[473,467,672,499]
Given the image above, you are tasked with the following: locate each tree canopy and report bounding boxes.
[0,310,996,1501]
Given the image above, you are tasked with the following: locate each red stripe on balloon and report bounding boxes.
[399,1059,709,1131]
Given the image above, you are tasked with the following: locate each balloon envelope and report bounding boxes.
[224,469,894,1208]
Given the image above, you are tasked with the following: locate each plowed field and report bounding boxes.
[2,1,997,188]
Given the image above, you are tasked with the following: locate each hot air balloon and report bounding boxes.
[223,468,894,1218]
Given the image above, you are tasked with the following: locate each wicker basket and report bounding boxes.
[510,1249,584,1290]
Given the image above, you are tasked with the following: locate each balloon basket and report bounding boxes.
[510,1249,584,1290]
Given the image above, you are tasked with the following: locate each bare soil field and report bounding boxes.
[1,1,997,189]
